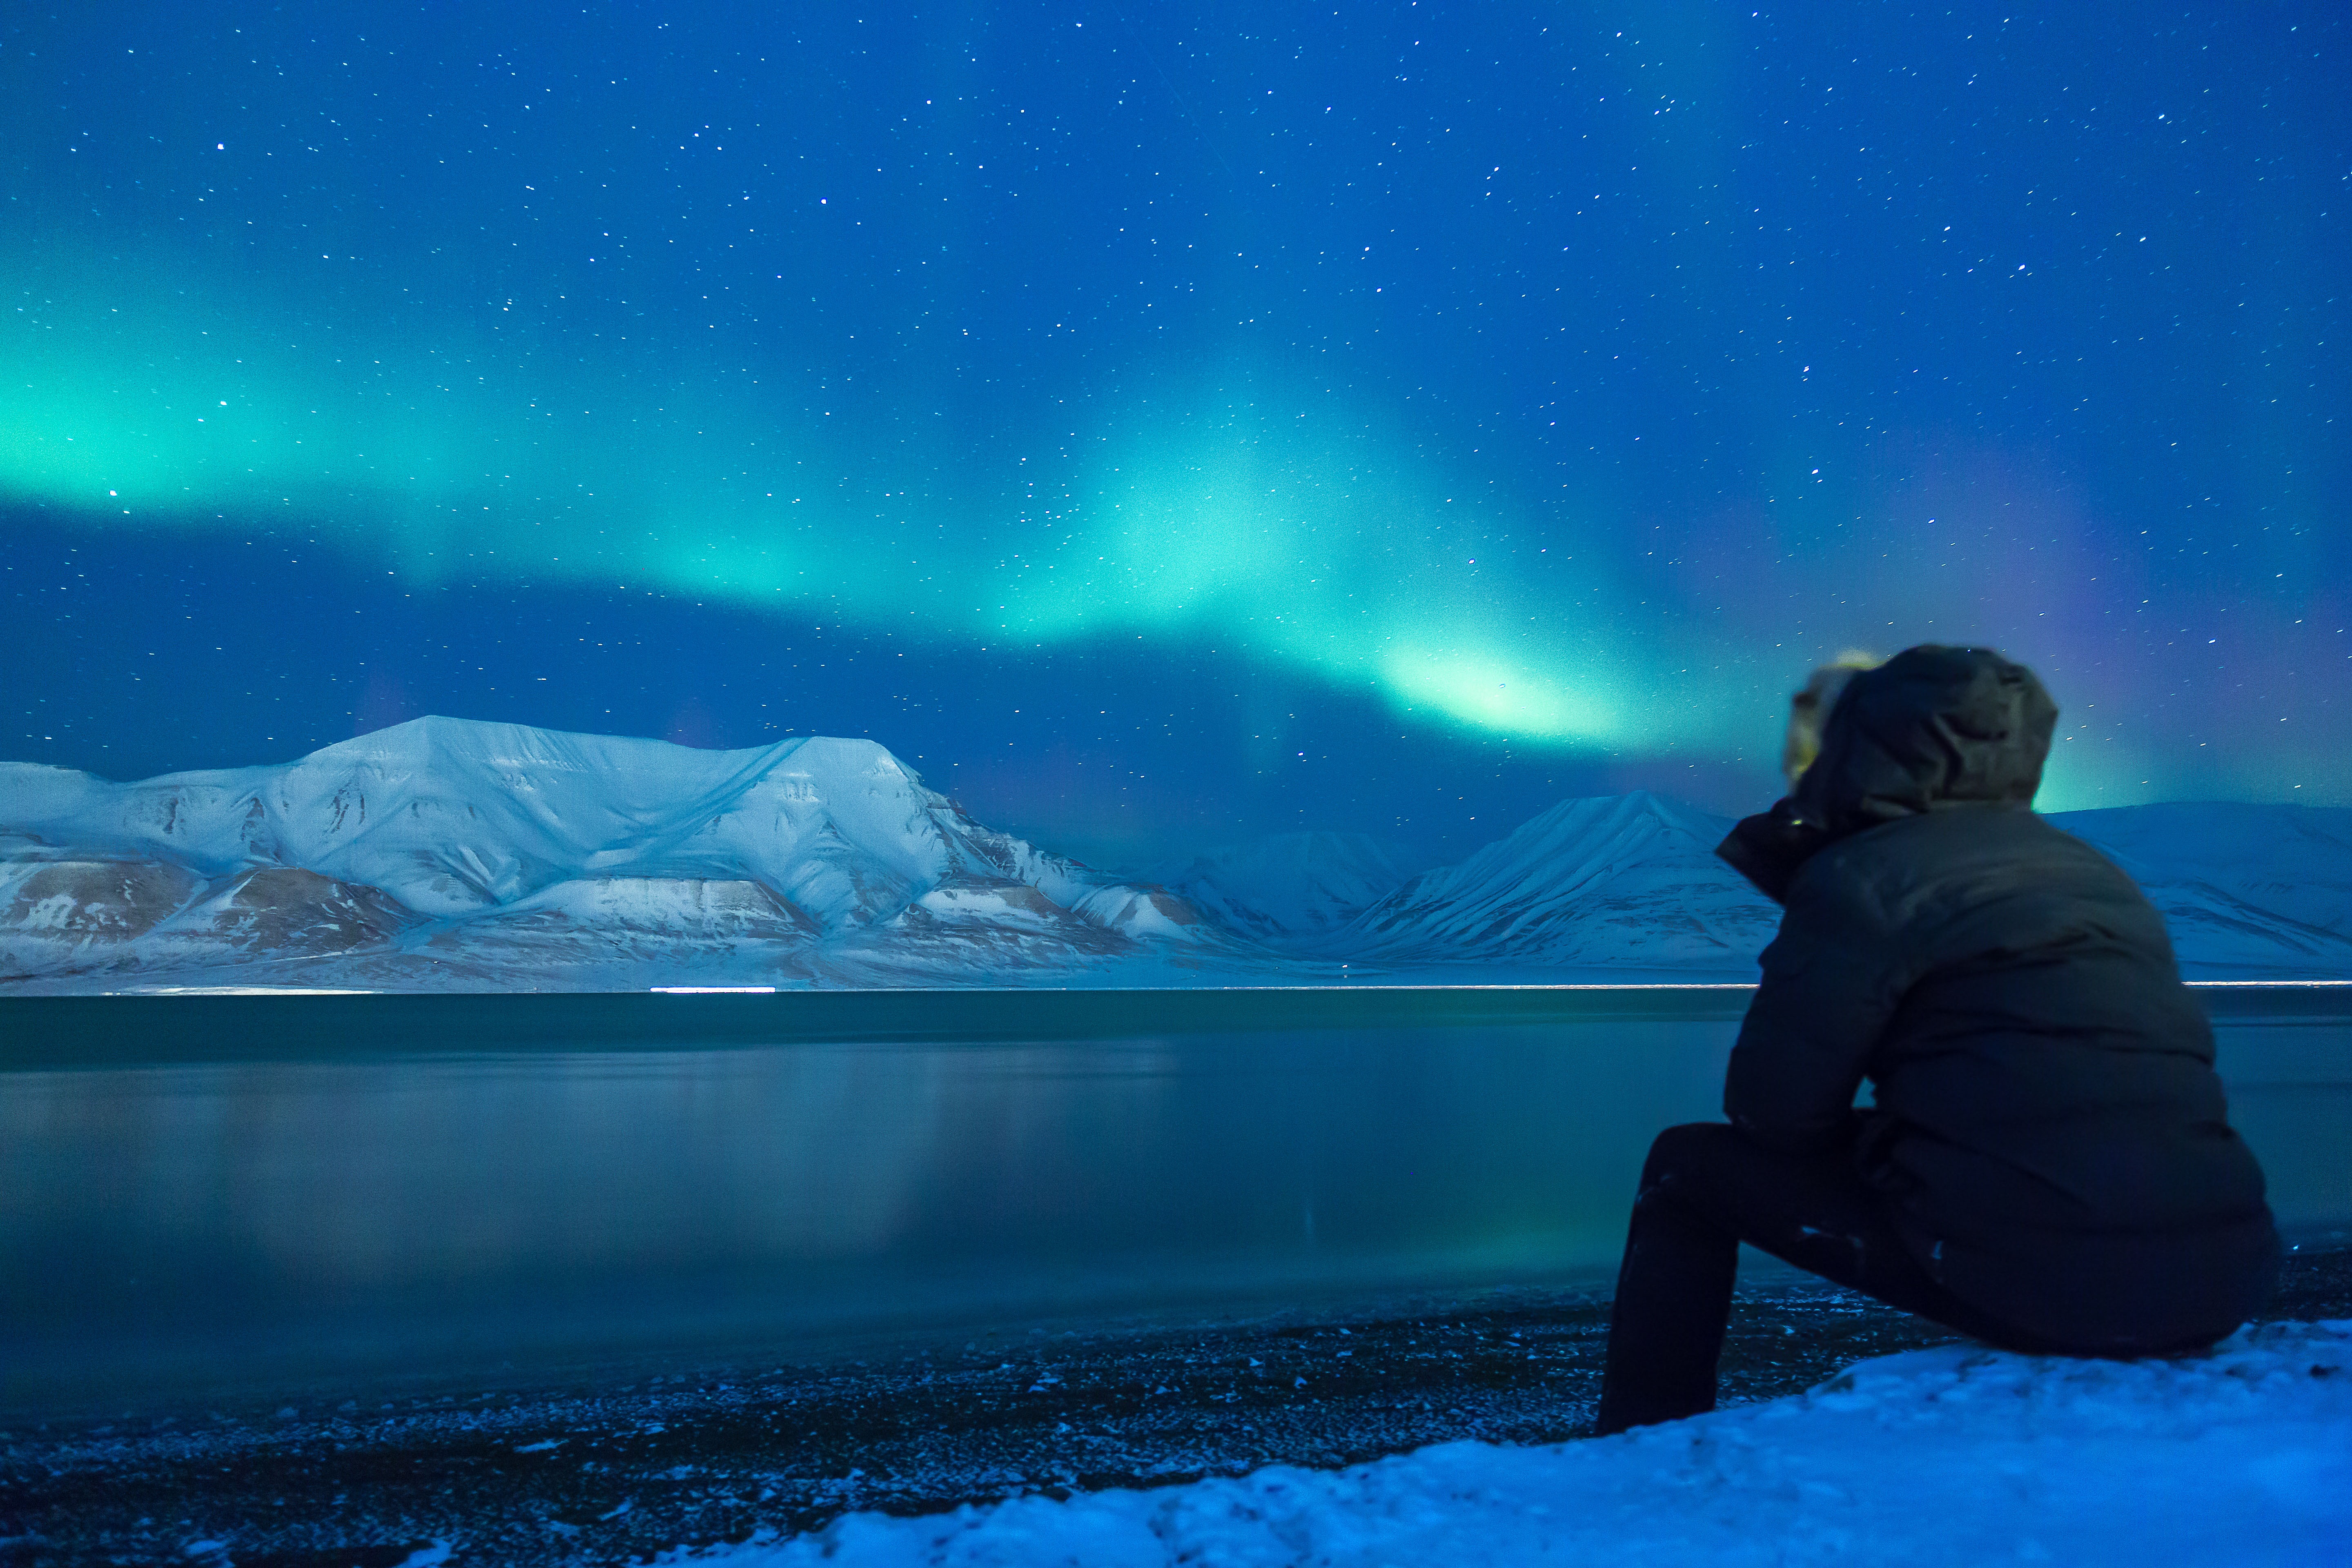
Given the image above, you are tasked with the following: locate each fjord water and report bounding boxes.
[3,990,2345,1417]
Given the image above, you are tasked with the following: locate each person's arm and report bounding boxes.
[1723,856,1913,1154]
[1715,798,1828,904]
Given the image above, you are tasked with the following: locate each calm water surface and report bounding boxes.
[3,990,2344,1415]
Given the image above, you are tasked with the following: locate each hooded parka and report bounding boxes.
[1715,645,2278,1351]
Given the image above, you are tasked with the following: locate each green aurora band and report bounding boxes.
[3,244,1720,757]
[7,0,2343,815]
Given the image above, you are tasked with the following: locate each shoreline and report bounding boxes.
[7,1245,2345,1568]
[4,980,2347,1068]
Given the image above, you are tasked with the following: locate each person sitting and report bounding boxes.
[1590,644,2279,1437]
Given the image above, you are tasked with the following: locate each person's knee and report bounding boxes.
[1641,1121,1742,1189]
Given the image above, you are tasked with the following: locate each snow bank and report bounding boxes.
[685,1320,2352,1568]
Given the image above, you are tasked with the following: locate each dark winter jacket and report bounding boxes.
[1716,646,2278,1352]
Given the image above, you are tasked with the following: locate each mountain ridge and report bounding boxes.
[4,719,2348,991]
[0,718,1241,991]
[1330,791,1776,974]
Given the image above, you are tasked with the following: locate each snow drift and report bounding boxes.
[690,1319,2352,1568]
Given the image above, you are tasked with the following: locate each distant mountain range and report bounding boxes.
[4,719,2348,991]
[1333,793,1784,976]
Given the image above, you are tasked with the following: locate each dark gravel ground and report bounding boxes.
[5,1244,2347,1568]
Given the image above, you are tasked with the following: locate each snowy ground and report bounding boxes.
[686,1321,2352,1568]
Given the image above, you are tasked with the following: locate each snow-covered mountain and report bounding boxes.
[1327,793,1781,978]
[3,720,2346,991]
[0,718,1238,991]
[1317,792,2352,981]
[1156,832,1437,946]
[2048,802,2352,976]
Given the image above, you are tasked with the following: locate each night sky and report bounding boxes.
[4,2,2345,871]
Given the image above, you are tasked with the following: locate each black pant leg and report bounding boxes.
[1593,1122,2037,1437]
[1591,1126,1745,1436]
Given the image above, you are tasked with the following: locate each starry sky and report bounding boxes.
[4,2,2345,870]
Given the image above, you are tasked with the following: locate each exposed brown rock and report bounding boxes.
[2,859,200,940]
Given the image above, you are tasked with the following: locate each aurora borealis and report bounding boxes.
[4,2,2345,867]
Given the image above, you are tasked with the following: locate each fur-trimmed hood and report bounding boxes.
[1720,645,2058,901]
[1793,644,2057,835]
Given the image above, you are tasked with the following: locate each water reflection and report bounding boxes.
[3,1011,2343,1413]
[2209,1020,2352,1235]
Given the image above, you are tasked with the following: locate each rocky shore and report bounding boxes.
[5,1244,2345,1568]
